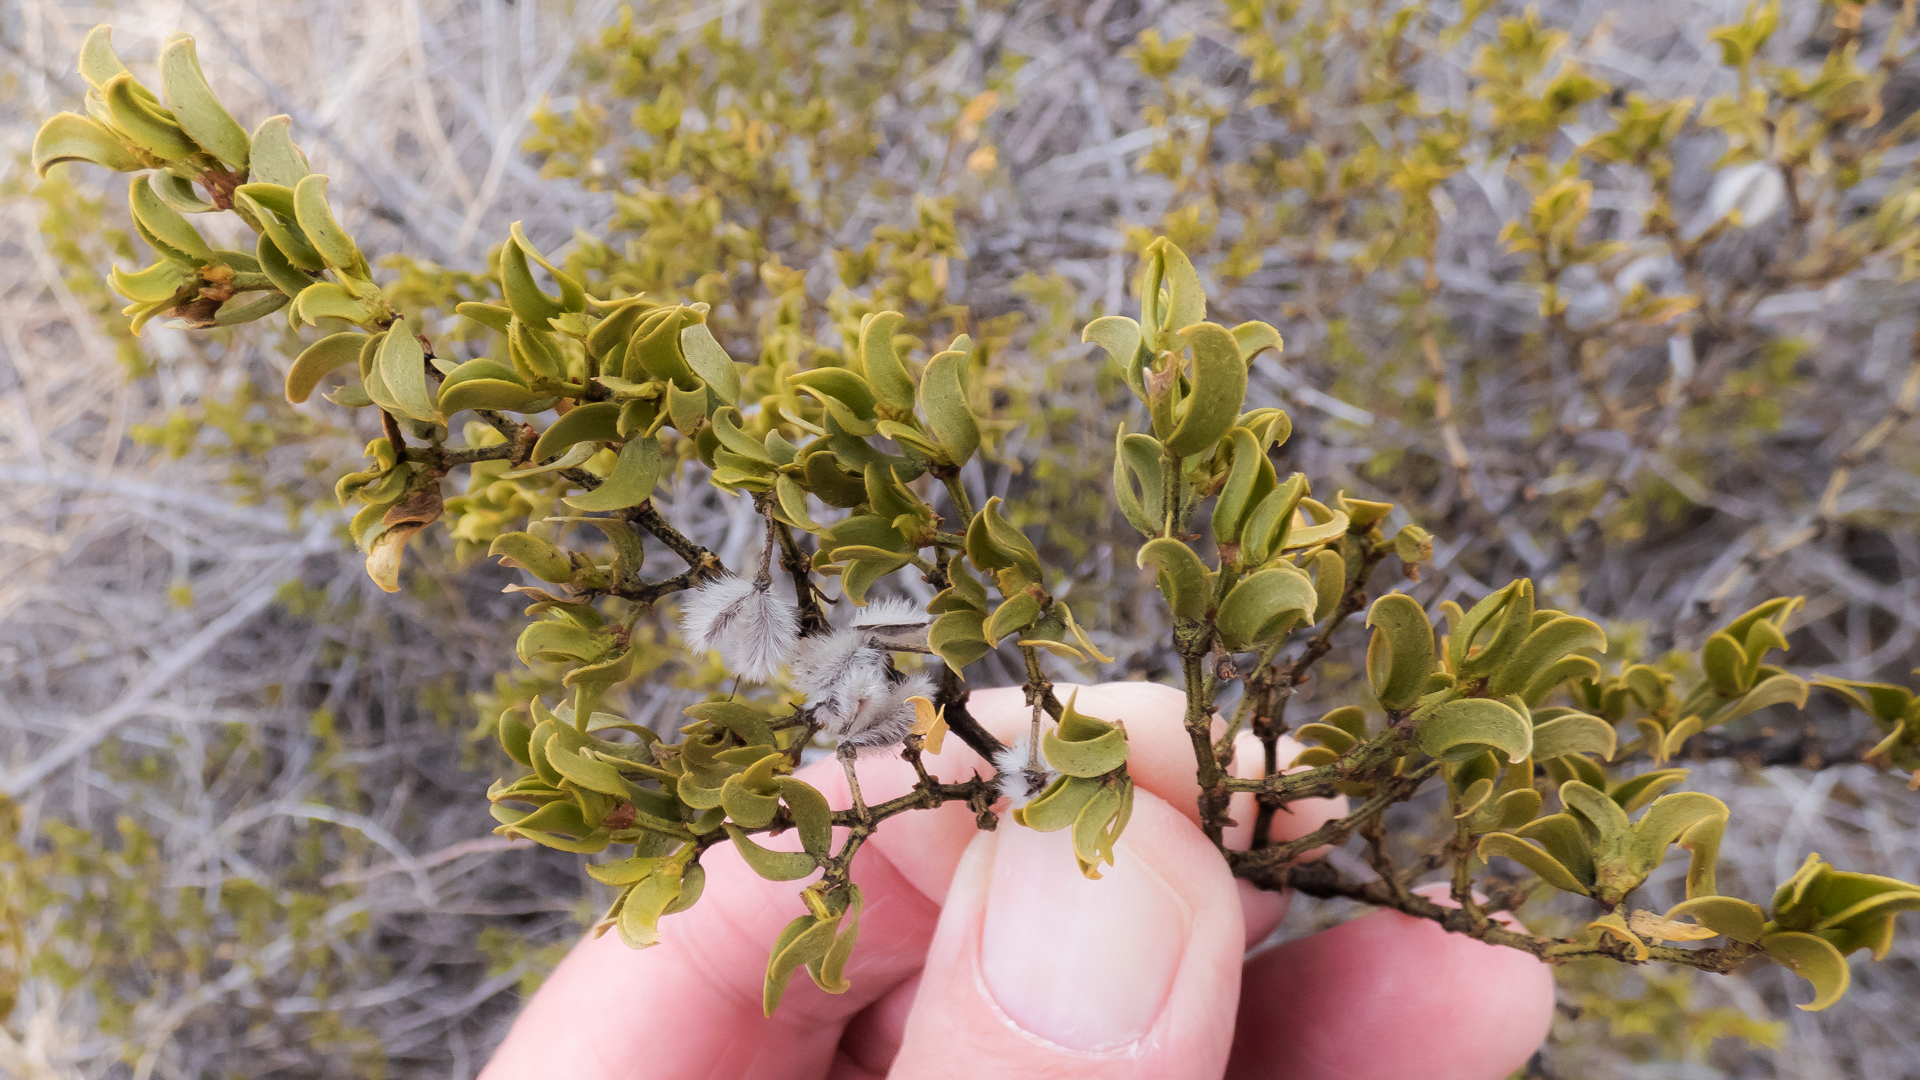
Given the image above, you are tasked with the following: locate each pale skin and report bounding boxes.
[481,682,1557,1079]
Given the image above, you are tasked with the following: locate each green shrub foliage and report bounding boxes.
[21,1,1920,1047]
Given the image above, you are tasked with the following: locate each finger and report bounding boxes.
[888,787,1245,1079]
[957,682,1345,945]
[481,749,978,1080]
[1226,885,1556,1080]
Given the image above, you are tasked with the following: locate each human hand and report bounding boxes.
[480,682,1556,1079]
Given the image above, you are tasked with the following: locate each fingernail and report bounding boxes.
[977,824,1189,1051]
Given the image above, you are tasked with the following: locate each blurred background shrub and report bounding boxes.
[1,0,1917,1077]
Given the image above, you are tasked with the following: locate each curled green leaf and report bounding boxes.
[158,34,249,171]
[1165,322,1248,457]
[32,112,143,176]
[1136,537,1211,622]
[1365,594,1435,710]
[1419,697,1532,763]
[1218,567,1317,651]
[564,436,664,512]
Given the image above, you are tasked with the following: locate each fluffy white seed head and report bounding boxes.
[791,629,931,752]
[851,596,932,633]
[789,628,884,709]
[993,731,1058,809]
[835,671,934,752]
[677,575,800,682]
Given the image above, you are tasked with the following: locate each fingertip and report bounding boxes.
[1230,897,1556,1080]
[891,788,1245,1078]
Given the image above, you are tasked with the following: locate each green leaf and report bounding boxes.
[1666,896,1765,943]
[494,799,605,854]
[680,318,741,405]
[721,772,781,829]
[1628,791,1726,868]
[1071,784,1126,878]
[103,73,198,162]
[1013,775,1100,832]
[1530,712,1618,761]
[1230,321,1283,363]
[78,26,132,91]
[1718,672,1810,723]
[292,174,369,278]
[149,170,214,214]
[247,114,310,187]
[772,474,820,531]
[501,220,585,326]
[129,174,214,264]
[565,436,664,512]
[1114,431,1167,536]
[496,708,534,766]
[1762,931,1850,1011]
[110,259,191,304]
[1212,427,1263,546]
[1561,779,1632,838]
[532,402,623,462]
[1521,654,1604,707]
[723,825,818,882]
[802,452,868,508]
[1296,723,1358,754]
[1165,322,1247,457]
[378,326,439,423]
[1446,582,1519,675]
[1478,833,1590,895]
[1136,537,1211,622]
[617,868,686,948]
[984,592,1043,644]
[710,403,775,463]
[1419,697,1532,763]
[1239,473,1307,565]
[1702,632,1750,697]
[1512,813,1595,887]
[1454,581,1536,681]
[441,378,547,415]
[1718,595,1800,644]
[1365,594,1435,710]
[255,231,318,299]
[32,112,143,176]
[291,282,377,328]
[969,497,1044,584]
[158,34,250,170]
[763,915,838,1015]
[809,890,864,994]
[859,310,915,411]
[1041,711,1129,778]
[209,290,289,327]
[1610,768,1689,813]
[929,609,991,672]
[547,743,631,797]
[1218,567,1318,651]
[1310,548,1345,623]
[918,347,980,465]
[1083,314,1147,397]
[1148,237,1206,332]
[284,333,365,404]
[622,307,697,387]
[773,777,834,859]
[789,367,879,435]
[489,531,575,584]
[1487,616,1607,697]
[587,856,664,887]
